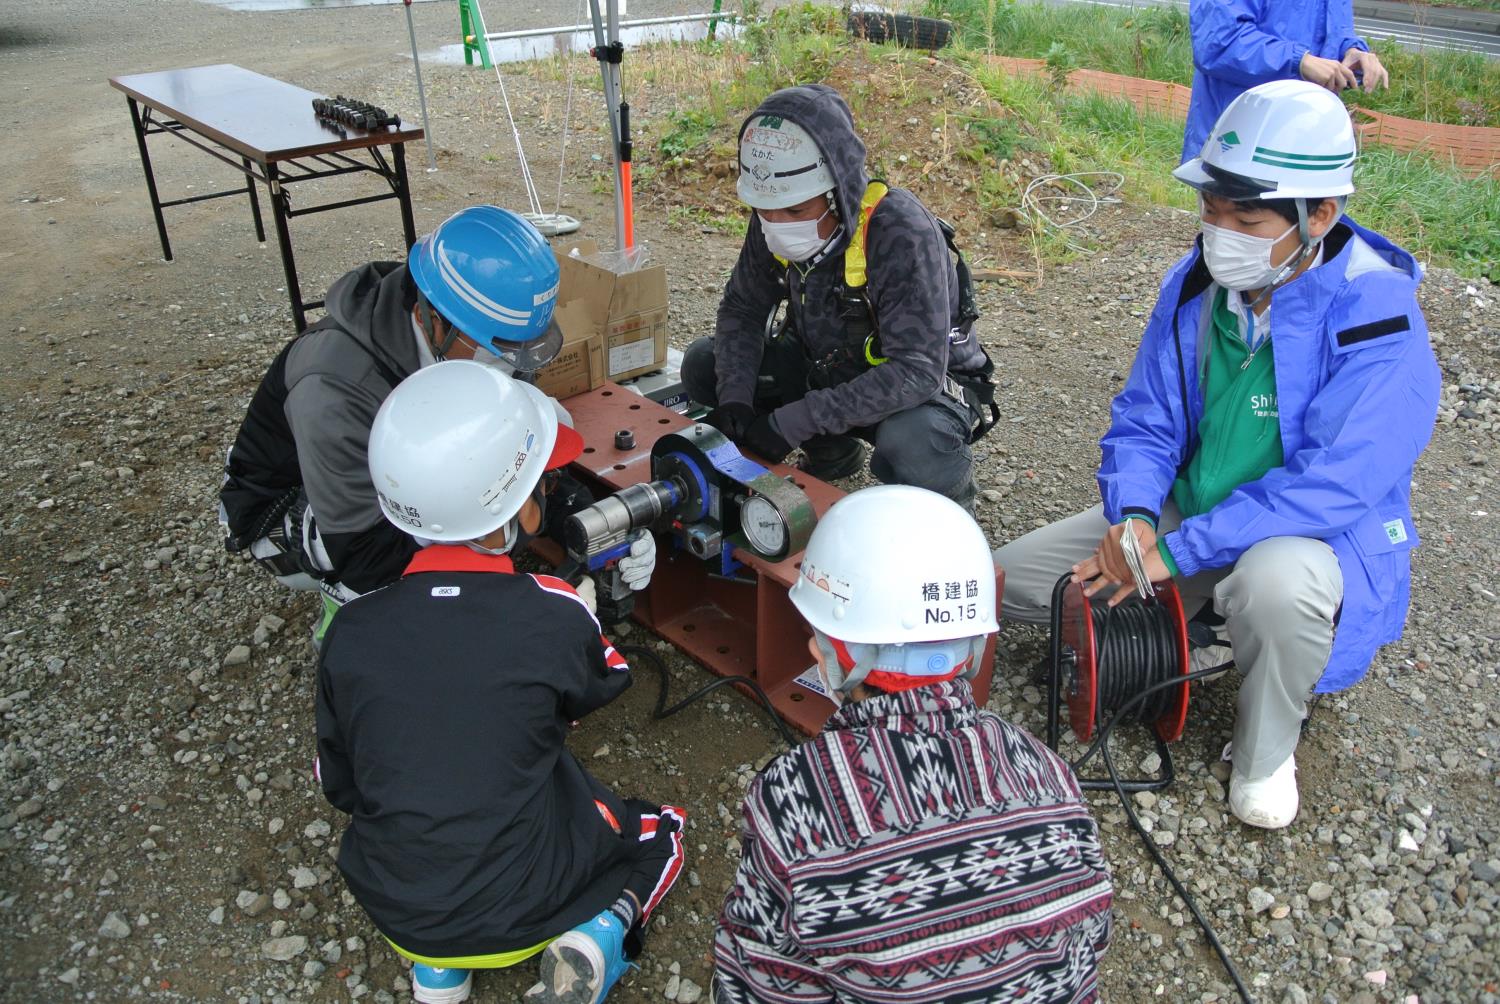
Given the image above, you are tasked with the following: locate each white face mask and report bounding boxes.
[1200,219,1300,291]
[760,208,832,262]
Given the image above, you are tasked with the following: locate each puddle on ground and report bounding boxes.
[199,0,441,11]
[416,20,740,66]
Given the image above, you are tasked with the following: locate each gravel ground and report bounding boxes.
[2,2,1498,1002]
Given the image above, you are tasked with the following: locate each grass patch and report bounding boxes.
[1421,0,1500,10]
[666,205,750,237]
[972,61,1499,277]
[1353,37,1500,126]
[659,108,723,162]
[1350,146,1500,278]
[614,6,1495,277]
[926,0,1499,126]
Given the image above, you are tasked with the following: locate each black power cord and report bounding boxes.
[1082,605,1255,1004]
[616,643,799,748]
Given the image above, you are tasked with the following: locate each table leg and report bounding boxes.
[242,157,266,244]
[393,142,417,250]
[126,97,173,262]
[266,164,307,332]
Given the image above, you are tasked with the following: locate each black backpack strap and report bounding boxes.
[936,216,981,331]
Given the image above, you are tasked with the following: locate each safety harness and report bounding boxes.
[772,182,999,443]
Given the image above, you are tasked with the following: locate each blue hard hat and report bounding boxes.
[408,206,563,371]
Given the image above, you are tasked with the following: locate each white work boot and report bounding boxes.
[1229,754,1299,829]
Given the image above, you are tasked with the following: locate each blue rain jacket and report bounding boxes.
[1183,0,1367,161]
[1098,220,1440,692]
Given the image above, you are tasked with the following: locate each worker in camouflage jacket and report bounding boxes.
[681,84,997,509]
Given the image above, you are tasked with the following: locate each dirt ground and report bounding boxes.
[2,2,1498,1003]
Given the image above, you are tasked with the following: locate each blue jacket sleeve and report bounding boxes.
[1097,261,1195,525]
[1190,0,1309,86]
[1163,281,1440,577]
[1329,0,1367,59]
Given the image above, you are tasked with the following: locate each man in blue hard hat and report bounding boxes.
[218,206,655,642]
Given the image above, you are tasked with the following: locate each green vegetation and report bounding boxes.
[928,1,1193,82]
[969,63,1499,276]
[627,3,1497,278]
[925,0,1499,126]
[666,205,750,236]
[1422,0,1500,11]
[659,108,722,162]
[1357,37,1500,126]
[1351,144,1500,277]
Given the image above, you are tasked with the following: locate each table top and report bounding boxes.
[109,64,425,164]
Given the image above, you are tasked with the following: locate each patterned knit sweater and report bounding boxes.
[713,679,1113,1003]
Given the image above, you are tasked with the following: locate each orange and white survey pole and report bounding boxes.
[588,0,634,250]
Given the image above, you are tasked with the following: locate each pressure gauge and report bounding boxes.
[740,494,791,560]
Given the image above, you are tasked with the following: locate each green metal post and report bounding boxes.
[458,0,494,69]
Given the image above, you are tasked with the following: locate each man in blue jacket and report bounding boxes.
[996,81,1439,830]
[1183,0,1388,162]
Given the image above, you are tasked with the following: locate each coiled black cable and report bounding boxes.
[617,643,799,747]
[1070,595,1254,1004]
[1091,601,1178,725]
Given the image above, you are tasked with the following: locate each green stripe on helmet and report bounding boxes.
[1251,153,1353,171]
[1253,147,1354,162]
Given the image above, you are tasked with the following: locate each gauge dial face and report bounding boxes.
[741,494,789,559]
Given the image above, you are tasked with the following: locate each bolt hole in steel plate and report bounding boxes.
[789,692,804,702]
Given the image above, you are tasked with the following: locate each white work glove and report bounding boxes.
[617,530,656,591]
[575,575,598,615]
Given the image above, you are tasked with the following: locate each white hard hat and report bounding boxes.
[367,360,582,542]
[791,485,997,644]
[1174,80,1356,201]
[737,114,837,210]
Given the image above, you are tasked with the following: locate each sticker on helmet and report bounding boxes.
[743,126,800,154]
[758,115,783,129]
[799,559,852,603]
[534,282,558,306]
[1217,130,1241,154]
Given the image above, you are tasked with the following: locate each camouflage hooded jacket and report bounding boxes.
[713,84,985,448]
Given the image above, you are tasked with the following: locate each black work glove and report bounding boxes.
[705,401,757,440]
[741,412,793,464]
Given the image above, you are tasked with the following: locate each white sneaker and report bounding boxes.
[1229,755,1299,829]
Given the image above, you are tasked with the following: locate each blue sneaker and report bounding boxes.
[411,964,472,1004]
[525,909,632,1003]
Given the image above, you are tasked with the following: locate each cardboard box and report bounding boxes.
[532,300,605,400]
[552,239,669,385]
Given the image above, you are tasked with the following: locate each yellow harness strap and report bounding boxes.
[843,180,889,289]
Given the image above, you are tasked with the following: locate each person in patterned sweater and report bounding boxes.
[714,486,1113,1003]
